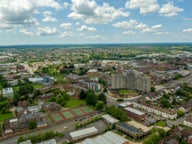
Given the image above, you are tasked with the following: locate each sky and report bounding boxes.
[0,0,192,45]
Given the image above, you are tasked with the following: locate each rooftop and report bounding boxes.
[102,114,119,124]
[70,127,98,139]
[124,107,145,116]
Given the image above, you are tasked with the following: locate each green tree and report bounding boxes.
[106,106,127,122]
[99,78,108,86]
[98,93,107,104]
[160,97,170,108]
[33,89,41,98]
[79,90,86,99]
[151,86,156,92]
[29,120,37,130]
[177,110,185,118]
[86,90,97,106]
[96,101,104,111]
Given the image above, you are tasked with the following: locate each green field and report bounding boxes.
[65,100,86,108]
[82,106,93,113]
[62,111,74,119]
[33,83,44,89]
[0,113,14,123]
[72,109,83,116]
[52,113,63,121]
[118,89,138,95]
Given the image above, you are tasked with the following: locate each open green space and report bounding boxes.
[72,109,83,116]
[52,113,63,121]
[33,83,44,89]
[62,111,74,119]
[81,106,93,113]
[155,120,166,127]
[65,99,86,108]
[118,89,138,95]
[0,113,14,123]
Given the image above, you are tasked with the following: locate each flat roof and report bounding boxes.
[9,118,18,123]
[127,121,151,132]
[70,127,98,139]
[19,140,32,144]
[124,107,145,116]
[78,131,128,144]
[37,139,56,144]
[118,123,144,134]
[102,114,119,124]
[2,87,13,94]
[118,102,132,107]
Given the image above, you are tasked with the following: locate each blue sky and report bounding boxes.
[0,0,191,45]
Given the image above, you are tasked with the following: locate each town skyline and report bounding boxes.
[0,0,192,45]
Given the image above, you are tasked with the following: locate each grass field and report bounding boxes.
[65,100,86,108]
[155,120,166,127]
[0,113,14,123]
[52,113,63,121]
[118,89,138,95]
[33,83,44,89]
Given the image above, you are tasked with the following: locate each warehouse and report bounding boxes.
[124,107,145,122]
[78,131,129,144]
[101,114,119,128]
[116,122,151,139]
[118,102,132,108]
[70,127,98,142]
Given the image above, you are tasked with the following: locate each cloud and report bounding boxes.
[63,2,69,9]
[183,28,192,33]
[87,34,103,39]
[113,20,138,28]
[123,31,135,35]
[77,25,96,31]
[0,0,60,28]
[42,16,57,22]
[60,31,74,38]
[155,32,169,35]
[125,0,160,14]
[37,27,59,36]
[141,24,162,33]
[68,0,129,24]
[60,23,72,29]
[159,2,183,17]
[19,29,33,36]
[135,23,147,29]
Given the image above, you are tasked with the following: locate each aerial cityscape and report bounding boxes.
[0,0,192,144]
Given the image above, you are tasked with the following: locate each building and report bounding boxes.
[70,127,98,142]
[116,122,151,139]
[43,76,55,84]
[42,102,61,112]
[184,118,192,128]
[2,87,14,97]
[19,140,32,144]
[78,131,129,144]
[124,107,145,122]
[102,114,119,128]
[133,101,177,119]
[111,70,151,92]
[87,82,101,92]
[118,102,132,108]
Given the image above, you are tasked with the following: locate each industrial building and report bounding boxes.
[70,127,98,142]
[124,107,146,122]
[101,114,119,128]
[118,102,132,108]
[111,70,151,92]
[78,131,129,144]
[116,122,151,139]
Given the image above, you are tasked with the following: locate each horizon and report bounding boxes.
[0,0,192,45]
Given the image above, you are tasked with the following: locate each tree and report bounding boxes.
[79,90,86,99]
[151,86,156,92]
[29,120,37,130]
[106,106,127,122]
[86,90,97,106]
[160,97,170,108]
[177,110,185,118]
[33,89,41,98]
[99,78,108,87]
[98,93,107,104]
[96,101,104,111]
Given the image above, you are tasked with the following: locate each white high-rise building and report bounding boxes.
[111,70,151,92]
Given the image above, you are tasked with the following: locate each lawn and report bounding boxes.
[155,120,166,127]
[65,100,86,108]
[0,113,14,123]
[118,89,137,95]
[33,83,44,89]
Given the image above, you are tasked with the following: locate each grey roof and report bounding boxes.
[124,107,145,116]
[70,127,98,139]
[78,131,128,144]
[19,140,32,144]
[37,139,57,144]
[118,123,143,134]
[101,114,119,124]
